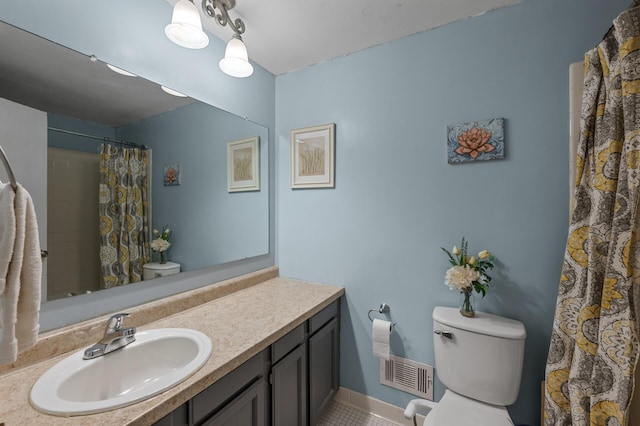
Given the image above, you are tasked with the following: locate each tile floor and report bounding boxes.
[317,400,401,426]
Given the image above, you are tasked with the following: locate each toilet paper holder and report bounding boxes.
[368,303,395,330]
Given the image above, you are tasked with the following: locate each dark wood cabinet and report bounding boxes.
[309,317,339,426]
[203,379,266,426]
[271,343,307,426]
[153,299,340,426]
[154,402,189,426]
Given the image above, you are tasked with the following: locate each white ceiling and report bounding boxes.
[0,22,194,127]
[0,0,522,127]
[169,0,522,75]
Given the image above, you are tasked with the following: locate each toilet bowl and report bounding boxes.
[423,390,513,425]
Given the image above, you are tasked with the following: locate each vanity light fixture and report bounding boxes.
[166,0,253,78]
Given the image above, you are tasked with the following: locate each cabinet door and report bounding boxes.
[203,378,266,426]
[153,403,188,426]
[271,343,308,426]
[309,317,339,425]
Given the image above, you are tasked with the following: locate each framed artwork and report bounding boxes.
[290,123,335,189]
[227,136,260,192]
[163,163,180,186]
[447,118,505,164]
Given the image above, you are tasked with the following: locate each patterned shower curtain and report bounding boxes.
[98,144,150,288]
[544,5,640,425]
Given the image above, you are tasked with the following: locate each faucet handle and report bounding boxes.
[105,313,131,333]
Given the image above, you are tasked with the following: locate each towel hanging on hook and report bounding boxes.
[0,145,18,192]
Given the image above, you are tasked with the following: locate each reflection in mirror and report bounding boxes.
[0,21,269,303]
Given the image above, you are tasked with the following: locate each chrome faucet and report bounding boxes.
[83,313,136,360]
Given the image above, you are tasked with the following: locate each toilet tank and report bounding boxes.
[143,261,181,280]
[432,306,526,406]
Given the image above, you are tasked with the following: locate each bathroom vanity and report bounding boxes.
[0,267,344,425]
[156,300,339,426]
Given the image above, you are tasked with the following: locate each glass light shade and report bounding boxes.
[165,0,209,49]
[219,36,253,78]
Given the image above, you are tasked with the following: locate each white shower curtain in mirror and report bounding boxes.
[544,4,640,425]
[98,144,150,288]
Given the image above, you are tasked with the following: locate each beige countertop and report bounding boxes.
[0,272,344,425]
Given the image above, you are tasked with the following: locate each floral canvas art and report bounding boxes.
[447,118,504,164]
[163,163,180,186]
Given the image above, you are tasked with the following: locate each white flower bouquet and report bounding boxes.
[441,237,494,297]
[151,225,172,252]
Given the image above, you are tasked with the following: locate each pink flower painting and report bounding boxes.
[163,163,181,186]
[447,118,504,163]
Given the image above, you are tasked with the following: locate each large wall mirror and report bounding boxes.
[0,22,269,312]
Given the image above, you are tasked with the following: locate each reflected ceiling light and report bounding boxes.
[106,64,137,77]
[161,86,188,97]
[165,0,209,49]
[166,0,253,78]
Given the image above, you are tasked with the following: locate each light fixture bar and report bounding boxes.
[202,0,245,35]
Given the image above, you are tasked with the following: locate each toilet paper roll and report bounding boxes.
[372,319,392,360]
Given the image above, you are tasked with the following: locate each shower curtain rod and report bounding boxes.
[47,127,148,150]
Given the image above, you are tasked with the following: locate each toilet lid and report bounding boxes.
[424,390,514,426]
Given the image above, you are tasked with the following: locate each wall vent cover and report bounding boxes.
[380,355,433,400]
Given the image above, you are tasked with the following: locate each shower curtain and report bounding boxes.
[98,144,150,288]
[544,4,640,425]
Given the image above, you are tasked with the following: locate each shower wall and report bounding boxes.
[47,147,101,299]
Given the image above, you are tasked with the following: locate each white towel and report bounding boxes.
[0,183,41,364]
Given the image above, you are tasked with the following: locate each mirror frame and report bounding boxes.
[0,22,276,332]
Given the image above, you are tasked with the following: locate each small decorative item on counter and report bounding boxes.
[441,237,495,318]
[151,225,172,264]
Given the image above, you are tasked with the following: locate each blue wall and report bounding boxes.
[47,115,115,153]
[274,0,628,424]
[119,102,269,270]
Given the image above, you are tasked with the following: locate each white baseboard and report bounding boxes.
[334,387,427,426]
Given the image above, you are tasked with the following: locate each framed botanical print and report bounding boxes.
[290,123,335,189]
[227,136,259,192]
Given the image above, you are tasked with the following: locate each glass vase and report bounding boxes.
[159,251,167,264]
[460,289,474,318]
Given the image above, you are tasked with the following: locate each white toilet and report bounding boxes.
[411,306,526,425]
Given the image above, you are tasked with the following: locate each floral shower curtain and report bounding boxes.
[98,144,150,288]
[545,4,640,425]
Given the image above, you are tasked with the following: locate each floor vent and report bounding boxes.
[380,355,433,400]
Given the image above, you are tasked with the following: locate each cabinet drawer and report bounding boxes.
[271,324,305,364]
[309,300,338,335]
[192,349,268,424]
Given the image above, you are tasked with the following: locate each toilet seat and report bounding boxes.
[424,390,514,426]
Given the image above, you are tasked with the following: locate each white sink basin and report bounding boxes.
[30,328,212,416]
